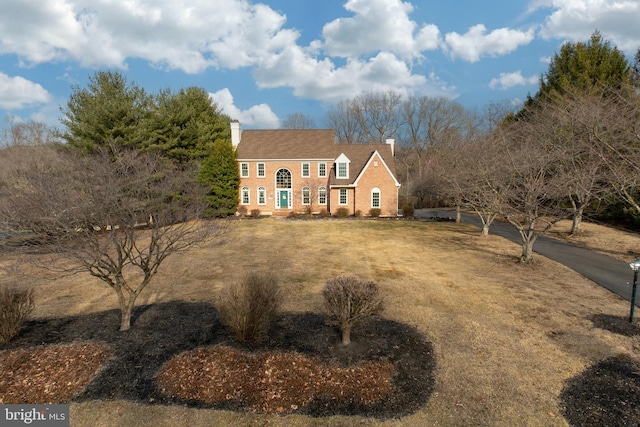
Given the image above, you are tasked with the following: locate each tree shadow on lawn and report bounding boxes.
[589,313,640,337]
[3,301,435,419]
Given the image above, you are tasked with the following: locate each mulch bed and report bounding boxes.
[0,301,435,418]
[560,355,640,426]
[558,314,640,426]
[0,343,110,404]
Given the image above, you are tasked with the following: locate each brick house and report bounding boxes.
[232,121,401,217]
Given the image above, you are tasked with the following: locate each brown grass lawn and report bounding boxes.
[2,217,639,426]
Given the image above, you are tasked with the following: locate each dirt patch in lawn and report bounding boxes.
[0,301,435,419]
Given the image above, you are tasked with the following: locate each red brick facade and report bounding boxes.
[233,124,400,217]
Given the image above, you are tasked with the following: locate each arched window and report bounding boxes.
[302,187,310,205]
[318,186,327,205]
[276,169,292,189]
[371,187,381,208]
[241,186,250,205]
[257,187,266,205]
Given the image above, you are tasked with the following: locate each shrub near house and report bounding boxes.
[231,121,401,217]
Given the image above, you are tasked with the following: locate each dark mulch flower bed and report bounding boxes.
[560,355,640,426]
[0,301,435,418]
[559,314,640,426]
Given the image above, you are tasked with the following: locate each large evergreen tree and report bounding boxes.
[526,31,632,107]
[199,137,239,217]
[144,87,230,163]
[59,71,151,152]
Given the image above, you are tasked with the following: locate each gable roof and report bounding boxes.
[236,128,397,186]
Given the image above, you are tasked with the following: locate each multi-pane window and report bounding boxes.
[302,187,310,205]
[257,163,265,178]
[240,163,249,178]
[372,188,381,208]
[318,162,327,177]
[337,163,347,178]
[241,186,250,205]
[302,162,310,178]
[276,169,292,188]
[318,187,327,205]
[339,189,347,205]
[258,187,266,205]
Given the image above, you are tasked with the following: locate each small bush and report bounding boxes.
[402,205,414,218]
[355,210,362,218]
[0,285,35,345]
[217,272,283,343]
[237,206,248,217]
[319,208,330,218]
[322,275,384,345]
[250,209,261,218]
[369,208,381,218]
[336,207,350,218]
[287,211,298,219]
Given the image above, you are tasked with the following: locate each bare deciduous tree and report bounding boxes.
[281,113,316,129]
[322,275,384,345]
[326,90,402,144]
[0,120,57,148]
[488,108,573,261]
[0,144,223,331]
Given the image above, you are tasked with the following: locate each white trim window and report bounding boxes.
[301,162,310,178]
[371,187,381,208]
[318,162,327,178]
[240,163,249,178]
[339,189,348,205]
[257,163,265,178]
[241,186,250,205]
[302,186,310,205]
[258,186,266,205]
[318,187,327,205]
[337,162,348,179]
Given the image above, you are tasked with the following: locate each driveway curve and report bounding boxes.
[416,209,638,306]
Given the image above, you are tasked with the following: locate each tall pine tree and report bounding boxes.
[524,31,632,111]
[144,87,229,163]
[199,136,239,217]
[59,71,151,152]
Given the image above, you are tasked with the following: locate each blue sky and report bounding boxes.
[1,0,639,130]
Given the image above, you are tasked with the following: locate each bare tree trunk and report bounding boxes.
[455,205,461,223]
[341,325,352,345]
[115,288,139,332]
[571,207,583,235]
[481,223,490,236]
[120,303,134,332]
[521,239,535,263]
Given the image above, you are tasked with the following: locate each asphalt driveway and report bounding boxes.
[416,209,639,307]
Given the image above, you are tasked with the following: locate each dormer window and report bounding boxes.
[335,153,350,179]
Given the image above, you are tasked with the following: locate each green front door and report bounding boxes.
[279,190,289,209]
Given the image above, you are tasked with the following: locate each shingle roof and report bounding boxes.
[237,129,337,160]
[236,129,397,186]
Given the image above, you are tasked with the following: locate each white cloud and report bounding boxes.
[444,24,535,62]
[0,0,300,73]
[210,88,280,129]
[0,73,51,109]
[253,46,431,103]
[322,0,439,59]
[489,71,539,90]
[536,0,640,54]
